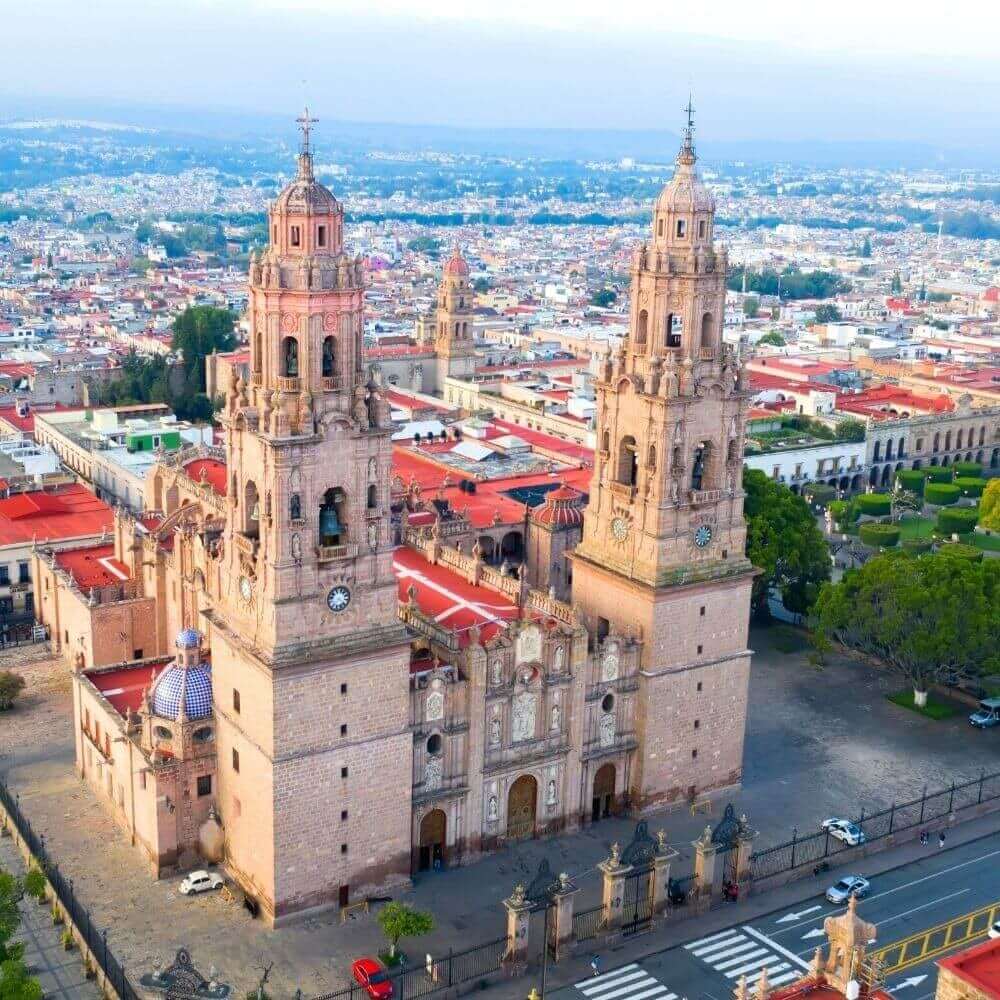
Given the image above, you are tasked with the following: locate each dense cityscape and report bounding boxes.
[1,14,1000,1000]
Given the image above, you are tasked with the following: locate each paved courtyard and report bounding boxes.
[2,627,999,997]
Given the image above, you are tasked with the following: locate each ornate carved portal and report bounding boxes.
[592,763,616,822]
[418,808,447,871]
[507,774,538,840]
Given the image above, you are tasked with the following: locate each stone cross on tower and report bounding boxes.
[296,106,318,154]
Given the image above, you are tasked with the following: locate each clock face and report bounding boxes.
[611,516,629,542]
[327,585,351,613]
[239,576,252,601]
[694,524,713,548]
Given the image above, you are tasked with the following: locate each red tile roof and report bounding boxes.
[87,662,164,716]
[0,485,113,547]
[0,403,82,436]
[183,458,227,496]
[938,934,1000,996]
[55,543,130,589]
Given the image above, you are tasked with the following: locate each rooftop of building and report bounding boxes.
[0,402,83,435]
[938,933,1000,996]
[54,542,130,589]
[183,457,227,496]
[86,660,165,717]
[835,385,953,419]
[0,483,113,547]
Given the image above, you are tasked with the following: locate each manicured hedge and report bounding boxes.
[804,483,837,507]
[855,493,892,516]
[923,466,953,484]
[955,477,985,497]
[924,483,961,506]
[954,462,982,478]
[829,500,858,527]
[901,538,933,555]
[859,523,901,548]
[896,469,926,494]
[937,542,983,562]
[936,507,979,535]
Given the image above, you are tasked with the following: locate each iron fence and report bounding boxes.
[311,936,508,1000]
[572,903,605,942]
[0,777,140,1000]
[750,768,1000,882]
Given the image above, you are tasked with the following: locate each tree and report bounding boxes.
[473,277,492,293]
[813,304,842,324]
[743,296,760,319]
[860,236,872,258]
[172,306,236,393]
[757,331,785,347]
[981,479,1000,532]
[591,289,617,308]
[890,271,903,294]
[0,671,25,711]
[0,866,43,1000]
[834,418,865,442]
[743,468,830,618]
[812,551,1000,704]
[376,902,434,959]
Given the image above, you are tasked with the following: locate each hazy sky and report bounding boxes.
[4,0,999,145]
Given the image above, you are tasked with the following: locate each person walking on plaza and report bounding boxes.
[938,831,946,849]
[591,956,602,978]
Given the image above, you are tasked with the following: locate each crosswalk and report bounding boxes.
[575,963,678,1000]
[684,926,808,988]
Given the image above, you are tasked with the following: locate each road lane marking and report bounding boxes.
[575,964,678,1000]
[714,948,770,971]
[743,926,812,970]
[693,938,758,961]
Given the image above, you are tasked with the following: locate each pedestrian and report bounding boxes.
[938,832,946,849]
[591,956,601,978]
[919,829,928,846]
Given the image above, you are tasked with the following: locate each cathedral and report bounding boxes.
[34,115,754,925]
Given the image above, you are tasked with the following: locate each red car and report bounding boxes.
[352,958,393,1000]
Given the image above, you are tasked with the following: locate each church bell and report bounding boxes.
[320,504,342,543]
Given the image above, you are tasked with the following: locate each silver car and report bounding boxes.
[826,875,870,904]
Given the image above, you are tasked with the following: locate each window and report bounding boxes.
[290,225,301,247]
[341,766,348,779]
[341,809,348,821]
[17,562,28,584]
[700,606,706,617]
[340,683,348,695]
[697,645,703,654]
[426,733,442,755]
[697,681,703,692]
[597,617,610,643]
[676,219,687,238]
[192,726,214,743]
[317,224,327,248]
[657,218,664,238]
[341,843,348,855]
[694,719,700,729]
[133,648,143,660]
[233,689,241,713]
[0,567,8,586]
[367,484,377,509]
[232,749,240,773]
[197,775,212,797]
[692,749,698,759]
[601,693,615,712]
[698,220,706,239]
[0,597,13,614]
[340,724,348,737]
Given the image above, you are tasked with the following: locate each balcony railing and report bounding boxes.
[316,542,358,563]
[689,488,726,505]
[609,481,637,502]
[484,732,569,773]
[582,730,639,761]
[276,376,301,392]
[320,376,342,392]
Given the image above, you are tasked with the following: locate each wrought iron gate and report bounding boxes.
[620,820,658,936]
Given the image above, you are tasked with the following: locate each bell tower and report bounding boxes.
[570,108,756,811]
[434,244,477,386]
[208,111,412,923]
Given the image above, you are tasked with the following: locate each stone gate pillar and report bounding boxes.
[550,872,578,961]
[650,830,679,918]
[735,814,757,889]
[692,826,719,907]
[503,883,531,969]
[598,843,632,932]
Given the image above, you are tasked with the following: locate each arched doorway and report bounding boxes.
[507,775,537,840]
[418,809,447,872]
[592,764,616,822]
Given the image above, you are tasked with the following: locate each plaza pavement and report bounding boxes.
[3,627,1000,998]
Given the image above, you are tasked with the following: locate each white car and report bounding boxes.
[822,818,866,846]
[989,920,1000,940]
[179,870,224,895]
[826,875,870,904]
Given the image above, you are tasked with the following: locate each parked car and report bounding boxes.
[823,819,866,846]
[352,958,393,1000]
[969,698,1000,729]
[989,919,1000,940]
[179,870,224,895]
[826,875,870,904]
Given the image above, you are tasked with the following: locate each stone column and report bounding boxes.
[692,826,719,906]
[598,843,632,933]
[650,830,679,918]
[735,815,757,888]
[550,872,579,961]
[503,883,531,970]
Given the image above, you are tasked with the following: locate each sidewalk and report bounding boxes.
[486,810,1000,1000]
[0,833,101,1000]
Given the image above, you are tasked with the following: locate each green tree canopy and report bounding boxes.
[172,306,236,392]
[835,419,865,442]
[860,236,872,258]
[981,479,1000,532]
[743,468,830,617]
[812,551,1000,698]
[376,902,434,958]
[743,296,760,319]
[0,866,43,1000]
[757,331,785,347]
[591,289,617,308]
[813,304,842,324]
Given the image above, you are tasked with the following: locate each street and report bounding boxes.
[551,831,1000,1000]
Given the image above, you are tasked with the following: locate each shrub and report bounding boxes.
[955,476,984,497]
[925,483,961,506]
[803,483,836,508]
[936,507,979,535]
[23,866,46,901]
[828,500,857,528]
[896,469,925,494]
[0,670,25,711]
[954,461,982,478]
[859,523,901,548]
[937,542,983,562]
[923,466,953,483]
[855,493,891,516]
[901,538,933,555]
[61,927,75,951]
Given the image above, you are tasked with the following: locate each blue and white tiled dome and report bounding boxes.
[176,627,201,649]
[150,661,213,720]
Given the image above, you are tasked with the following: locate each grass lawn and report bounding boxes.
[888,690,958,720]
[897,515,936,540]
[970,532,1000,552]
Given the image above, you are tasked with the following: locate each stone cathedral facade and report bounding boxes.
[38,118,754,926]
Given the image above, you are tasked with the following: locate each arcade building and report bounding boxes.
[35,116,755,925]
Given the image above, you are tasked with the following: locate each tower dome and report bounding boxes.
[148,628,213,721]
[532,485,583,527]
[443,244,470,277]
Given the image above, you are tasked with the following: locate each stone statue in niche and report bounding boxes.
[552,646,564,673]
[289,493,301,521]
[511,691,536,743]
[290,533,301,560]
[487,795,498,821]
[424,755,442,790]
[601,646,620,682]
[425,690,444,722]
[599,712,616,747]
[516,624,542,664]
[546,779,557,807]
[491,659,503,686]
[550,704,561,732]
[489,715,501,746]
[284,337,299,377]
